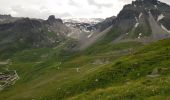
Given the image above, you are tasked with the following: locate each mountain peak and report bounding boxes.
[0,14,12,19]
[134,0,158,3]
[47,15,63,24]
[132,0,159,6]
[112,0,170,40]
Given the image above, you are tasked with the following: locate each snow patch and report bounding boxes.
[126,33,129,35]
[138,33,142,39]
[135,17,138,22]
[134,4,136,7]
[157,14,165,21]
[154,5,157,9]
[135,23,139,28]
[48,29,51,32]
[87,33,93,38]
[161,24,170,33]
[134,17,139,28]
[67,33,71,37]
[148,10,151,14]
[64,18,104,24]
[139,33,142,36]
[139,13,143,19]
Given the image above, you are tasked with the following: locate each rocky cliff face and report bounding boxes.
[106,0,170,41]
[0,14,19,24]
[0,15,71,55]
[78,0,170,50]
[45,15,70,36]
[0,15,12,20]
[46,15,63,24]
[95,16,116,32]
[63,18,104,40]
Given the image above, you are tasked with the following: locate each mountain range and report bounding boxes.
[63,18,104,24]
[0,0,170,100]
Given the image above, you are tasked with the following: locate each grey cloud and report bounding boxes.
[1,0,170,19]
[93,10,103,14]
[10,5,72,19]
[87,0,113,8]
[68,0,79,7]
[11,5,49,19]
[55,12,72,18]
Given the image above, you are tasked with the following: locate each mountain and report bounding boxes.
[94,16,116,32]
[63,18,104,24]
[111,0,170,41]
[65,16,116,50]
[0,25,170,100]
[0,15,73,59]
[63,18,104,41]
[67,0,170,50]
[0,14,20,24]
[64,22,96,40]
[0,15,12,21]
[0,0,170,100]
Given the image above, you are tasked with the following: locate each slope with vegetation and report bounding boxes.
[0,33,170,99]
[0,0,170,100]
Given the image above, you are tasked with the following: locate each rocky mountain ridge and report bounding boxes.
[110,0,170,41]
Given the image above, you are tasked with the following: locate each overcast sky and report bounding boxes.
[0,0,169,19]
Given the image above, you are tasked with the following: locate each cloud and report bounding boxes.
[87,0,113,8]
[68,0,79,7]
[0,0,169,19]
[56,13,72,18]
[9,5,72,19]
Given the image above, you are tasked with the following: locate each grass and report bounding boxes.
[71,77,170,100]
[57,38,170,100]
[0,35,170,100]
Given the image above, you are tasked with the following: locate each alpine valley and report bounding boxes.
[0,0,170,100]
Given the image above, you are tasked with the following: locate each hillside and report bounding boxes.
[0,0,170,100]
[0,32,170,100]
[76,0,170,50]
[0,15,74,59]
[112,0,170,40]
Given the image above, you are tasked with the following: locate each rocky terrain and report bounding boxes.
[110,0,170,41]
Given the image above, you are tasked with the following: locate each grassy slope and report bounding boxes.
[0,35,170,100]
[69,38,170,100]
[0,33,143,100]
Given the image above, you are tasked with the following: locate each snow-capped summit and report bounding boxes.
[63,18,104,24]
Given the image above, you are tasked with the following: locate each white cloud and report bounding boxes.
[87,0,113,8]
[0,0,169,19]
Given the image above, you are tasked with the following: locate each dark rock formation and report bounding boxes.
[47,15,63,25]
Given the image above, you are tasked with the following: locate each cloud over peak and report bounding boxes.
[87,0,113,8]
[0,0,169,19]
